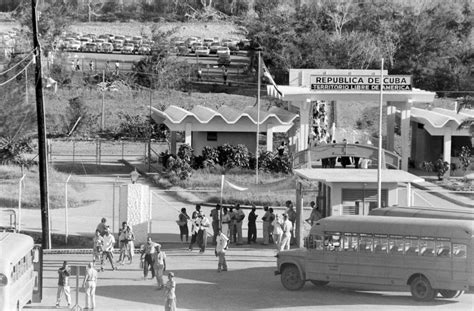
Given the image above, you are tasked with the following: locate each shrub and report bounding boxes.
[435,158,449,180]
[459,146,471,171]
[201,146,219,168]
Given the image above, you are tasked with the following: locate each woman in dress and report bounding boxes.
[164,272,177,311]
[178,208,190,243]
[221,207,231,238]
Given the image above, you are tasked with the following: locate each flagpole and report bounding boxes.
[256,51,261,184]
[220,174,224,230]
[377,58,384,209]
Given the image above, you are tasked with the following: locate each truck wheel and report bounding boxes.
[281,265,305,291]
[310,280,329,287]
[410,276,436,301]
[439,290,464,298]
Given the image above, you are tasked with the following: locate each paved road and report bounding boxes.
[25,250,474,311]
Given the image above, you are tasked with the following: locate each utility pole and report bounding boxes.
[31,0,50,249]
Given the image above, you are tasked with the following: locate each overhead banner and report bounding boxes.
[310,75,412,91]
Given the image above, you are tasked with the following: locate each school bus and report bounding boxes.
[275,216,474,301]
[369,206,474,221]
[0,232,42,310]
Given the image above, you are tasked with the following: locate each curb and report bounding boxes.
[412,181,473,208]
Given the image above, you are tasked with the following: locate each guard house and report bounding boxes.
[151,105,298,155]
[266,69,437,171]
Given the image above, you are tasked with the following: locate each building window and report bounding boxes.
[207,132,217,141]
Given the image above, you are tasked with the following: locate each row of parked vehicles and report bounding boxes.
[59,32,251,59]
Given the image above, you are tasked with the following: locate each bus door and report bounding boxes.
[32,245,42,303]
[451,241,469,284]
[322,232,342,282]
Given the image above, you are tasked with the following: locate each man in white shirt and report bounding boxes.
[280,214,292,251]
[215,229,229,272]
[83,262,98,309]
[102,228,117,271]
[153,244,167,290]
[198,214,210,253]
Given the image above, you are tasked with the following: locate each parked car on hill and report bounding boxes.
[113,39,124,52]
[203,38,215,47]
[195,46,210,56]
[79,37,91,51]
[186,37,199,48]
[216,46,230,57]
[67,40,81,51]
[101,42,114,53]
[209,42,221,54]
[122,43,135,54]
[217,54,231,66]
[177,43,189,56]
[84,42,98,53]
[191,42,204,53]
[138,44,151,55]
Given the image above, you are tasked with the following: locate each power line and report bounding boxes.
[0,49,35,75]
[0,59,33,87]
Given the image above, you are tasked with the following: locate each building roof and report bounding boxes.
[294,168,425,184]
[151,105,298,132]
[411,107,474,129]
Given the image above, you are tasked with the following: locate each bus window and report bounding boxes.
[309,235,324,250]
[404,236,419,256]
[436,239,451,257]
[453,244,467,258]
[388,235,404,255]
[342,233,358,252]
[324,232,341,251]
[374,234,388,254]
[359,233,373,253]
[420,238,435,257]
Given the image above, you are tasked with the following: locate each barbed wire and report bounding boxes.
[0,59,33,87]
[0,48,35,76]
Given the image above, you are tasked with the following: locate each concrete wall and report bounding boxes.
[192,131,256,155]
[119,184,150,244]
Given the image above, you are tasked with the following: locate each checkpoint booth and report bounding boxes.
[293,168,425,247]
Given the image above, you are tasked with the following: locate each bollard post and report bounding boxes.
[18,174,26,232]
[65,174,72,244]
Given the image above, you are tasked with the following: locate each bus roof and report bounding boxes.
[369,206,474,221]
[310,216,474,240]
[0,232,34,265]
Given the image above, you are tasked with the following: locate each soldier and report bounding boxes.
[234,204,245,245]
[210,204,221,245]
[247,205,258,244]
[261,205,270,245]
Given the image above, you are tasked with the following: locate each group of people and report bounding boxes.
[320,139,373,169]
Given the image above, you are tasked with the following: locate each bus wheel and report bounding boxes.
[410,276,436,301]
[439,290,464,299]
[310,280,329,287]
[281,265,305,291]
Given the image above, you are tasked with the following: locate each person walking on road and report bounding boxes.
[164,272,177,311]
[141,237,157,278]
[102,228,117,271]
[188,213,201,251]
[221,207,231,238]
[222,66,228,85]
[56,261,71,308]
[247,205,258,244]
[268,208,276,243]
[261,206,270,245]
[178,208,190,243]
[234,204,245,245]
[153,244,167,290]
[198,214,210,253]
[286,201,297,245]
[272,214,283,250]
[215,229,229,272]
[83,262,98,310]
[92,229,104,270]
[280,214,293,251]
[96,218,108,236]
[210,204,221,245]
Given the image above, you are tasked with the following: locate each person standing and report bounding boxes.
[191,204,202,219]
[92,229,104,270]
[306,201,322,226]
[164,272,177,311]
[215,229,229,272]
[234,204,245,245]
[114,61,119,75]
[118,221,128,265]
[83,262,98,310]
[272,214,283,250]
[56,261,71,308]
[222,66,228,85]
[261,206,270,245]
[247,205,258,244]
[141,237,157,278]
[197,67,202,81]
[153,244,167,290]
[286,201,297,245]
[228,207,236,243]
[268,208,276,243]
[188,213,201,251]
[89,60,94,72]
[280,214,293,251]
[96,218,108,236]
[102,228,117,271]
[178,208,190,243]
[221,207,231,238]
[198,214,210,253]
[210,204,221,245]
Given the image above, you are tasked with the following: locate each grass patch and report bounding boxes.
[152,166,303,206]
[0,165,89,209]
